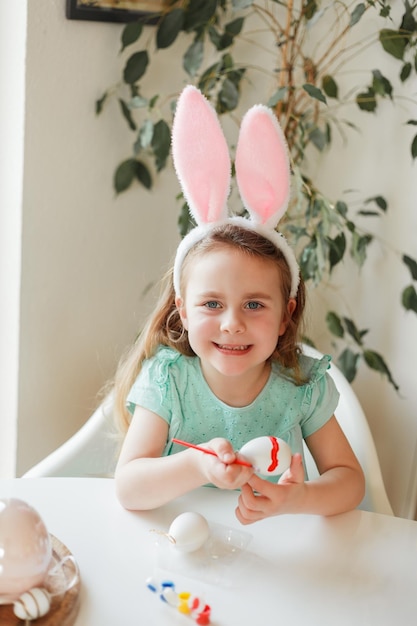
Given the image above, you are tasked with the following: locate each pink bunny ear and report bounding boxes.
[235,105,291,228]
[172,85,231,225]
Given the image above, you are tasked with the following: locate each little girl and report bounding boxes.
[114,86,365,523]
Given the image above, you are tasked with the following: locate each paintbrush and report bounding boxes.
[172,438,253,468]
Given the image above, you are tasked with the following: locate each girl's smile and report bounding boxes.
[215,343,250,352]
[176,246,294,405]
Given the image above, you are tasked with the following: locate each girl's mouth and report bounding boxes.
[215,343,250,352]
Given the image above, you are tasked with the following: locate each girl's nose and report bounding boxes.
[220,309,245,334]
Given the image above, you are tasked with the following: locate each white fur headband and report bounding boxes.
[172,85,300,299]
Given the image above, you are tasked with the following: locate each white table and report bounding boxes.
[0,478,416,625]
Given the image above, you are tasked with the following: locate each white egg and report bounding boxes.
[239,436,292,476]
[168,512,210,553]
[13,587,51,620]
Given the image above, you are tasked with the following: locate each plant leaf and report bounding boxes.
[350,232,372,267]
[343,317,365,346]
[335,201,348,217]
[356,88,377,112]
[118,99,137,131]
[135,161,152,189]
[123,51,149,84]
[299,240,319,282]
[156,8,184,49]
[400,62,412,82]
[183,40,204,77]
[326,311,344,338]
[151,119,171,171]
[138,119,154,149]
[120,21,143,52]
[198,60,222,92]
[268,87,288,106]
[412,134,417,159]
[322,75,338,99]
[178,201,196,236]
[365,195,387,211]
[130,95,148,109]
[225,17,245,37]
[403,254,417,280]
[232,0,253,8]
[184,0,217,31]
[309,126,328,151]
[328,232,346,269]
[402,285,417,313]
[363,350,399,390]
[114,159,137,194]
[372,69,393,98]
[400,2,417,33]
[337,348,360,382]
[208,25,222,50]
[215,18,244,50]
[217,77,239,113]
[350,3,366,27]
[357,210,380,217]
[95,91,108,115]
[379,29,407,60]
[303,83,327,104]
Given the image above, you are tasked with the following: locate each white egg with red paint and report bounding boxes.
[239,436,292,476]
[168,512,210,553]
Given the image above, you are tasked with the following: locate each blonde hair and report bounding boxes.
[113,223,306,433]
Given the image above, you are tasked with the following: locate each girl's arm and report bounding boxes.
[115,406,254,510]
[236,416,365,523]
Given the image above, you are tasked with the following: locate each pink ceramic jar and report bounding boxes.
[0,498,52,602]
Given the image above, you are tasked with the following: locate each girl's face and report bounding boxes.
[176,246,296,387]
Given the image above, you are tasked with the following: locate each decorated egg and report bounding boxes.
[239,436,292,476]
[168,512,210,553]
[0,498,52,602]
[13,587,51,620]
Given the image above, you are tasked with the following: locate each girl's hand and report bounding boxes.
[196,437,255,490]
[235,453,306,524]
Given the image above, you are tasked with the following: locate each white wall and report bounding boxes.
[15,0,180,474]
[0,2,27,476]
[2,1,416,517]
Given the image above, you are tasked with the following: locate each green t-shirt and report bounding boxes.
[127,345,339,479]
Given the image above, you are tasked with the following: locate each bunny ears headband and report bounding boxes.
[172,85,300,299]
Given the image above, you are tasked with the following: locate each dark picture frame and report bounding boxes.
[65,0,164,24]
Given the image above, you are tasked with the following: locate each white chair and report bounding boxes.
[23,347,393,516]
[301,344,393,516]
[23,394,118,479]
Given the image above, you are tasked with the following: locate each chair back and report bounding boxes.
[23,395,118,478]
[301,344,393,515]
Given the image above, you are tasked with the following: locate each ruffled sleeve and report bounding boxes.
[299,354,340,438]
[126,346,182,423]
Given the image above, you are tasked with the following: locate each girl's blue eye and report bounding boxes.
[246,301,262,310]
[205,301,220,309]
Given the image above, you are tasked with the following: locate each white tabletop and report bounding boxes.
[0,478,416,626]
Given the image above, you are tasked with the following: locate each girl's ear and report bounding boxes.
[175,296,188,330]
[278,298,297,337]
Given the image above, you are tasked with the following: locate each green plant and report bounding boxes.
[97,0,417,389]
